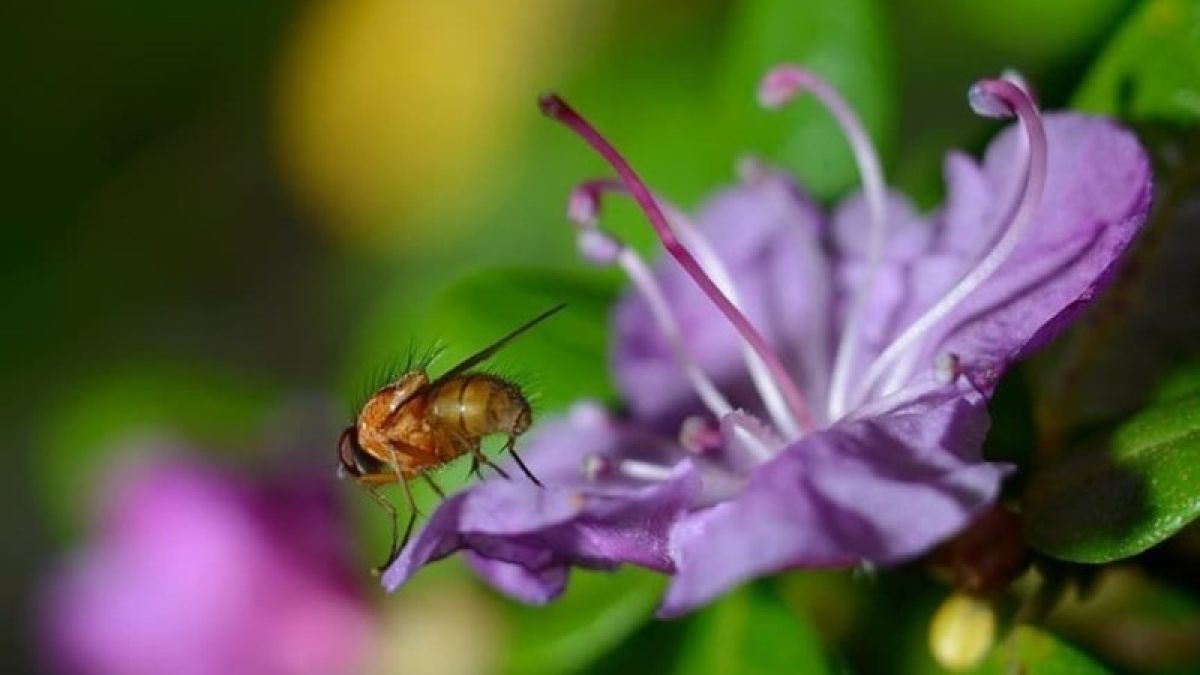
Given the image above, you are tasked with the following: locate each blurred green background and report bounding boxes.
[8,0,1197,673]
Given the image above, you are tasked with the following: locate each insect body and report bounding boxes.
[338,304,563,572]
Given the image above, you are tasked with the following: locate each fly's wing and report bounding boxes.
[381,303,566,425]
[434,303,567,382]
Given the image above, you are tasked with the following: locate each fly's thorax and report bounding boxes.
[356,370,433,465]
[358,371,430,427]
[428,373,531,438]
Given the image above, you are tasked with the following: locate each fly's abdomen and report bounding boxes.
[428,374,530,439]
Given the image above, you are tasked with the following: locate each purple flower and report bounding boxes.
[40,451,374,675]
[384,67,1151,617]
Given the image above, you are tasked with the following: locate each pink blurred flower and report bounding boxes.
[40,454,374,675]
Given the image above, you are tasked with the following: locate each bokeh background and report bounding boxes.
[5,0,1197,673]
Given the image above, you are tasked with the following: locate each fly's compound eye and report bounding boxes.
[337,427,362,478]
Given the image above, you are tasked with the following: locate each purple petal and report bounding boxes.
[661,386,1009,617]
[831,191,935,262]
[612,173,834,422]
[381,408,701,600]
[465,552,569,604]
[863,114,1151,395]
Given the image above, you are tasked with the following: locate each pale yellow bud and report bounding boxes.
[928,591,997,672]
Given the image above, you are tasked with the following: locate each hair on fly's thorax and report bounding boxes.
[347,339,447,416]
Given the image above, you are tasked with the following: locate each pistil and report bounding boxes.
[569,180,733,420]
[568,178,802,438]
[542,94,816,433]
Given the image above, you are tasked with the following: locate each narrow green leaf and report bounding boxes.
[712,0,896,199]
[1024,392,1200,562]
[1073,0,1200,122]
[976,626,1111,675]
[501,567,665,675]
[674,588,828,675]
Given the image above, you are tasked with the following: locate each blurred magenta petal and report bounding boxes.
[40,457,373,675]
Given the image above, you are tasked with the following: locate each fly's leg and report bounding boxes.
[443,426,510,482]
[421,472,446,499]
[363,486,398,573]
[390,478,419,571]
[373,444,418,575]
[465,454,482,481]
[478,453,511,480]
[503,432,543,487]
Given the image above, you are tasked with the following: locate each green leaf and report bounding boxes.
[422,266,619,415]
[674,588,828,675]
[1073,0,1200,122]
[1152,360,1200,404]
[1024,392,1200,562]
[501,567,666,675]
[1050,567,1200,670]
[976,626,1111,675]
[929,0,1129,61]
[347,266,618,418]
[35,363,273,539]
[712,0,896,199]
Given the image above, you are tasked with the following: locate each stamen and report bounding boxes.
[542,94,816,433]
[617,458,678,482]
[724,413,778,464]
[567,181,734,419]
[759,66,890,422]
[1000,69,1037,106]
[582,454,677,483]
[571,178,802,438]
[665,201,803,439]
[849,78,1046,408]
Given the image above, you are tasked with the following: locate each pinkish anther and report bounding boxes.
[541,94,816,432]
[568,178,624,229]
[582,454,612,481]
[679,416,723,455]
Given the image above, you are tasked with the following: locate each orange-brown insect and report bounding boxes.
[338,303,564,571]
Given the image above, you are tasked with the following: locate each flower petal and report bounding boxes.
[831,190,935,262]
[464,552,569,604]
[381,408,701,599]
[892,114,1151,394]
[661,385,1008,617]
